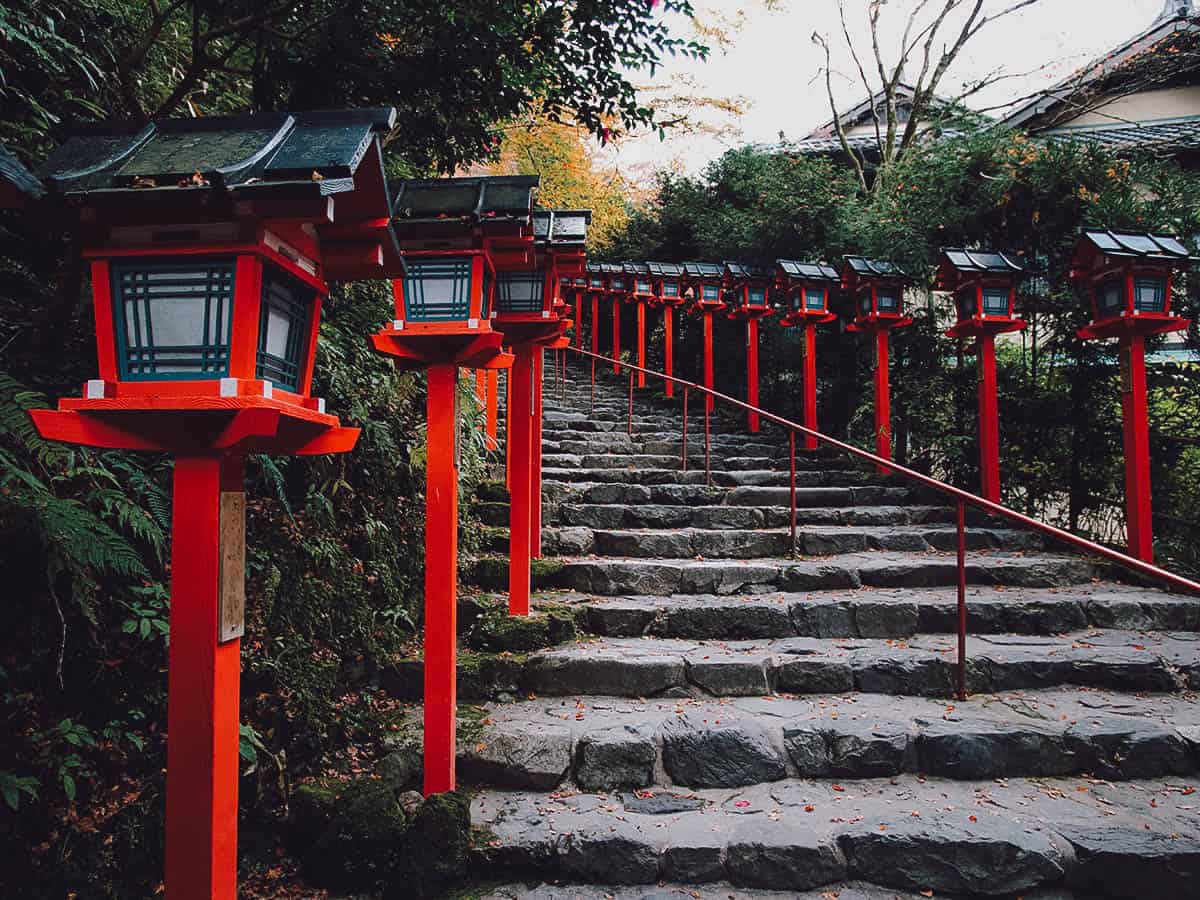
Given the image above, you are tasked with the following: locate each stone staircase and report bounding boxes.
[422,364,1200,897]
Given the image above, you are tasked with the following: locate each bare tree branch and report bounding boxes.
[813,30,870,194]
[837,0,883,151]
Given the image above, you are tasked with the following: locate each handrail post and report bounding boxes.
[682,387,689,472]
[704,400,711,487]
[627,369,634,436]
[956,499,967,702]
[790,431,797,552]
[590,358,596,415]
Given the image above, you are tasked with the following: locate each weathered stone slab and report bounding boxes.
[662,718,787,787]
[575,725,657,790]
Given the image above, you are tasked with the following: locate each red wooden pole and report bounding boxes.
[532,347,544,560]
[977,333,1001,504]
[612,298,621,374]
[681,386,689,471]
[664,306,675,399]
[474,369,486,405]
[574,290,583,349]
[485,369,499,452]
[746,318,760,434]
[508,346,535,615]
[590,294,600,355]
[1121,333,1154,562]
[504,367,512,490]
[789,431,797,549]
[874,329,891,472]
[636,300,646,388]
[423,364,459,794]
[956,499,967,701]
[703,311,715,414]
[802,321,818,452]
[165,454,243,900]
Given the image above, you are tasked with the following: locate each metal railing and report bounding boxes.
[557,346,1200,701]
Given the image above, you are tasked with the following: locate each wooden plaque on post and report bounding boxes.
[218,490,246,642]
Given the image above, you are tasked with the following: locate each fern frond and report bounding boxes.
[0,373,69,470]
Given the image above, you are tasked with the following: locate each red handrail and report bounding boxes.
[568,346,1200,698]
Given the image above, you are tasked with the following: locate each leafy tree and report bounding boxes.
[609,127,1200,569]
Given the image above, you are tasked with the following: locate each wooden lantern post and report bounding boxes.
[608,264,628,373]
[627,263,656,387]
[649,263,686,398]
[724,262,776,433]
[587,264,606,356]
[493,209,589,610]
[6,108,398,899]
[683,262,728,413]
[776,260,841,450]
[842,256,914,471]
[1070,229,1193,562]
[937,249,1028,503]
[372,176,535,794]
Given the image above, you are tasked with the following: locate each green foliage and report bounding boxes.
[612,128,1200,568]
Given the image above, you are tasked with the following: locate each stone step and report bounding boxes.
[511,630,1195,699]
[481,884,953,900]
[524,525,1045,559]
[465,551,1102,596]
[381,628,1197,702]
[546,503,957,531]
[576,584,1200,640]
[458,689,1200,791]
[472,775,1200,896]
[540,454,870,476]
[536,482,921,508]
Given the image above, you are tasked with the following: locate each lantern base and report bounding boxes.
[847,315,914,333]
[492,318,571,348]
[32,396,358,455]
[372,328,513,370]
[946,318,1027,340]
[779,311,837,327]
[694,300,727,313]
[1077,314,1189,341]
[726,308,775,323]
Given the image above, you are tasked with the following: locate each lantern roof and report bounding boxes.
[1076,229,1193,262]
[843,256,908,278]
[777,259,840,283]
[35,108,395,204]
[939,248,1025,274]
[936,248,1026,292]
[622,261,650,275]
[682,261,724,281]
[724,261,774,284]
[599,262,624,274]
[391,175,538,226]
[8,108,402,280]
[532,209,591,247]
[842,255,910,291]
[647,261,684,278]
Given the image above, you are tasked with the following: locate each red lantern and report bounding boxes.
[937,249,1028,503]
[683,262,727,412]
[842,256,914,467]
[648,262,686,396]
[1070,229,1194,562]
[3,108,396,900]
[625,262,656,385]
[724,262,775,432]
[606,263,629,373]
[372,175,540,797]
[776,260,840,449]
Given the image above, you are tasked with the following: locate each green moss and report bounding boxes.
[390,791,473,897]
[299,777,410,891]
[465,598,579,653]
[475,480,509,502]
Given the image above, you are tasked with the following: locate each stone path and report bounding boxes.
[445,366,1200,897]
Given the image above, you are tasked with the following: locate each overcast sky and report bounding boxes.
[603,0,1172,180]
